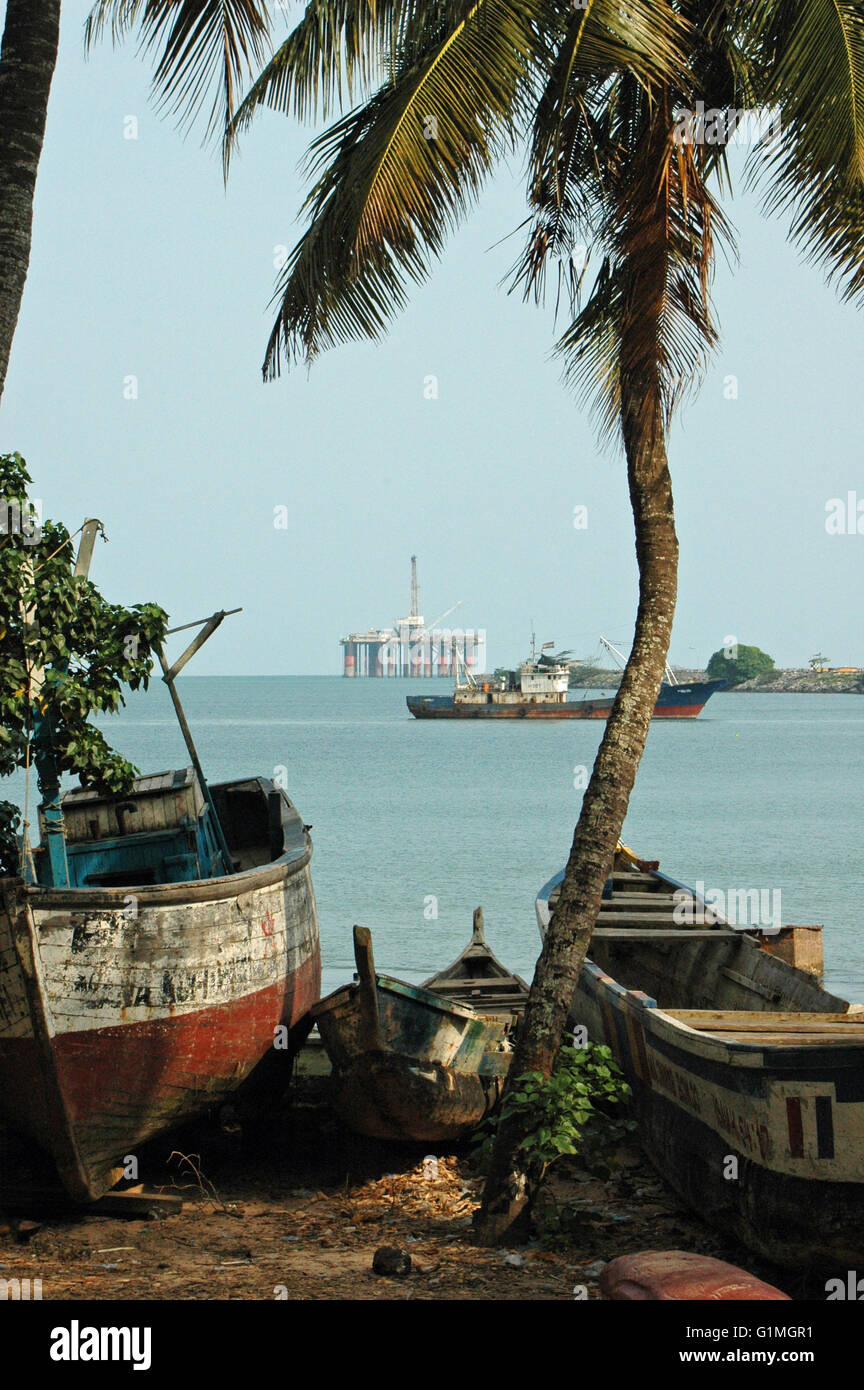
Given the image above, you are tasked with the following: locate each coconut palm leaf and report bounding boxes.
[85,0,273,140]
[224,0,418,152]
[226,0,685,162]
[748,0,864,301]
[262,0,689,375]
[547,80,732,441]
[516,0,752,315]
[262,0,543,376]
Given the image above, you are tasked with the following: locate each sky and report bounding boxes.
[1,1,863,674]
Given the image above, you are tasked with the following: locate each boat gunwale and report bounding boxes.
[537,870,864,1060]
[634,993,864,1060]
[311,972,486,1023]
[18,838,312,910]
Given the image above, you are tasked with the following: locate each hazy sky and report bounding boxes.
[2,1,862,673]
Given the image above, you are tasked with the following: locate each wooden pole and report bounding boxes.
[353,926,381,1050]
[156,647,234,876]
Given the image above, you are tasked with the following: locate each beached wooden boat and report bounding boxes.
[311,914,528,1141]
[422,908,530,1019]
[0,771,321,1202]
[536,847,864,1269]
[2,553,320,1203]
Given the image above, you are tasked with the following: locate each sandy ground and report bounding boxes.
[0,1083,822,1302]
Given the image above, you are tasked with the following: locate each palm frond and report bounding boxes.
[553,84,733,444]
[538,0,688,87]
[512,0,689,309]
[748,0,864,301]
[264,0,542,377]
[225,0,420,159]
[85,0,273,142]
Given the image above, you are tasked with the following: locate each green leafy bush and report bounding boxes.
[475,1041,633,1196]
[0,452,168,875]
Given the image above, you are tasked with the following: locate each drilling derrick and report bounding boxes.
[339,558,485,677]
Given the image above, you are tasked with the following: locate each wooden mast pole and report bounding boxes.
[156,608,242,876]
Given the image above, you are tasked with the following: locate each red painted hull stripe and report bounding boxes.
[0,949,321,1188]
[786,1097,804,1158]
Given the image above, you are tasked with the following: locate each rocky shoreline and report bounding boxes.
[730,669,863,693]
[570,667,863,694]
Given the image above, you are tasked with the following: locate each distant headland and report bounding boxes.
[565,645,863,694]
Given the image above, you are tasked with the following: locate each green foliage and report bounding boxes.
[706,643,775,686]
[86,1,273,147]
[0,802,21,879]
[475,1041,633,1195]
[0,453,168,874]
[85,4,864,411]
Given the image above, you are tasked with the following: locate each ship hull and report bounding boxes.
[0,785,321,1202]
[536,858,864,1270]
[407,679,725,720]
[312,963,510,1142]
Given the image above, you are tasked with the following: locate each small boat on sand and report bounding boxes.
[536,846,864,1269]
[311,913,528,1141]
[1,544,320,1202]
[0,772,320,1203]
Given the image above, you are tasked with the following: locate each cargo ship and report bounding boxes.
[406,638,725,720]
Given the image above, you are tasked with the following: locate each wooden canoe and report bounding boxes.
[536,846,864,1269]
[0,773,321,1202]
[311,913,528,1142]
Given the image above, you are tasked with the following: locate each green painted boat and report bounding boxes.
[311,915,528,1141]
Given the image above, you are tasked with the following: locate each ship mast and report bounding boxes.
[410,555,419,621]
[158,609,243,875]
[600,634,677,687]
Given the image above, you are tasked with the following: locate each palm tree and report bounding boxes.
[7,0,864,1242]
[214,0,864,1239]
[0,0,273,406]
[0,0,62,408]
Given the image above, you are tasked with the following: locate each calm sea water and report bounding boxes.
[5,680,863,1000]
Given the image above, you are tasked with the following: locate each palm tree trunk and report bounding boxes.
[0,0,62,408]
[475,402,677,1243]
[476,145,678,1239]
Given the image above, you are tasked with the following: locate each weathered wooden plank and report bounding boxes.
[93,1187,183,1217]
[705,1032,864,1045]
[593,928,741,940]
[692,1021,864,1034]
[594,914,688,927]
[600,894,684,906]
[668,1010,856,1025]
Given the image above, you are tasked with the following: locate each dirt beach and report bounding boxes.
[0,1085,822,1301]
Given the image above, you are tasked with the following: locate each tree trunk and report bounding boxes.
[0,0,61,408]
[475,406,677,1243]
[475,130,678,1242]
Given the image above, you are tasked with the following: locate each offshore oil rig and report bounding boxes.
[340,557,485,677]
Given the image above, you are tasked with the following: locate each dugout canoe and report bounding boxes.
[0,772,321,1203]
[311,914,528,1141]
[536,847,864,1269]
